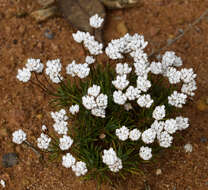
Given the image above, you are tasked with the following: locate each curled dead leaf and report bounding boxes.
[57,0,106,42]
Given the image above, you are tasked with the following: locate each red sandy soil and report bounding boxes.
[0,0,208,189]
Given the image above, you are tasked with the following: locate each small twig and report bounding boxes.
[24,140,43,158]
[43,73,56,91]
[149,8,208,58]
[34,72,51,92]
[29,80,48,93]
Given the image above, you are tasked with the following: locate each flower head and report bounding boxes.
[72,161,88,176]
[89,14,104,28]
[142,128,156,144]
[115,126,129,141]
[87,85,101,97]
[129,129,141,141]
[69,104,79,115]
[168,91,187,108]
[113,90,127,105]
[59,135,73,150]
[37,133,51,150]
[45,59,63,83]
[62,153,76,168]
[12,129,27,144]
[139,146,152,160]
[137,94,153,108]
[16,68,31,82]
[152,105,166,120]
[26,58,44,73]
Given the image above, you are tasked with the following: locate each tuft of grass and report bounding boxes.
[47,61,177,186]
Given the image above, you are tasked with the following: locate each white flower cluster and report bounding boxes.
[115,126,129,141]
[129,128,141,141]
[72,31,103,55]
[51,109,68,135]
[162,51,183,71]
[149,116,189,148]
[112,62,150,106]
[0,179,5,188]
[102,147,122,172]
[133,59,150,77]
[176,116,189,130]
[16,67,31,82]
[160,52,197,104]
[37,133,51,150]
[150,61,163,75]
[141,128,156,144]
[15,14,197,177]
[139,146,152,160]
[45,59,63,83]
[66,60,90,79]
[166,67,181,84]
[181,80,197,96]
[89,14,104,28]
[164,119,177,134]
[151,120,164,136]
[12,129,27,144]
[112,75,129,90]
[62,153,88,176]
[82,85,108,118]
[59,135,73,150]
[180,68,197,96]
[41,125,47,131]
[112,62,154,108]
[124,103,133,111]
[105,33,148,60]
[180,68,197,83]
[136,76,151,92]
[115,126,141,141]
[152,105,166,120]
[69,104,79,115]
[62,153,76,168]
[125,86,141,101]
[149,52,197,104]
[158,131,173,148]
[85,56,95,65]
[168,91,187,108]
[72,161,88,176]
[16,58,44,82]
[116,63,132,75]
[26,58,44,73]
[137,94,153,108]
[113,90,127,105]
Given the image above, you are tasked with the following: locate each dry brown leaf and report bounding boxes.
[57,0,106,42]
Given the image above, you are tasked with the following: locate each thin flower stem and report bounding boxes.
[29,80,48,93]
[24,140,42,157]
[34,72,51,92]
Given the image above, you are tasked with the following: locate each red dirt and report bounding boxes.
[0,0,208,189]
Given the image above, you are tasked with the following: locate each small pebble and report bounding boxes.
[200,137,207,143]
[2,153,19,168]
[44,29,54,39]
[184,143,193,153]
[156,169,162,175]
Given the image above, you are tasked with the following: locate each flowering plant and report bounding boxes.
[14,14,197,186]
